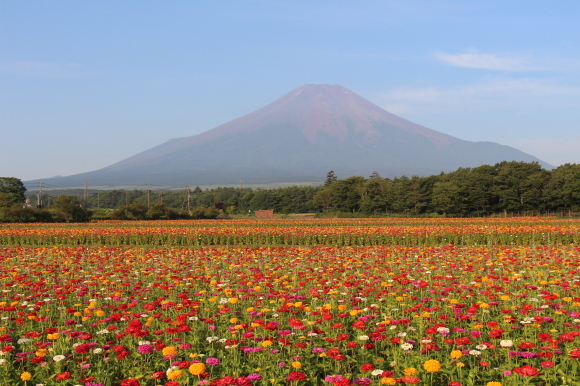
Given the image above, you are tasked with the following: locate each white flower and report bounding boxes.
[0,359,6,365]
[93,348,103,354]
[475,344,488,350]
[138,341,151,345]
[371,369,384,376]
[500,340,513,348]
[400,343,413,351]
[206,336,219,343]
[397,332,407,337]
[357,335,369,341]
[17,338,32,344]
[96,329,109,335]
[53,355,66,362]
[468,350,481,356]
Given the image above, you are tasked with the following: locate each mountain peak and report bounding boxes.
[27,85,552,187]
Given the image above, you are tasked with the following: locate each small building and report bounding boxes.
[255,209,274,218]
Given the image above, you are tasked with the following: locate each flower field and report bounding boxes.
[1,219,580,385]
[2,218,580,246]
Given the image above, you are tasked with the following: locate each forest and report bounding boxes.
[3,161,580,222]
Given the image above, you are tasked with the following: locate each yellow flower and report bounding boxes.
[230,318,239,324]
[450,350,463,359]
[261,340,273,347]
[380,377,397,385]
[403,367,418,375]
[456,362,465,367]
[423,359,441,372]
[486,382,502,386]
[228,297,239,304]
[20,372,32,381]
[291,361,302,369]
[162,346,178,356]
[167,370,183,380]
[189,362,207,376]
[47,333,60,340]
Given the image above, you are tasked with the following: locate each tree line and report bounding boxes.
[2,161,580,222]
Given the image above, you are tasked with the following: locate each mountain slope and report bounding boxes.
[27,84,552,187]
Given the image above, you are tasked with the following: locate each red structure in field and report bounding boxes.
[255,209,274,218]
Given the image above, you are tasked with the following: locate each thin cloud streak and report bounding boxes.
[380,78,580,115]
[435,51,538,71]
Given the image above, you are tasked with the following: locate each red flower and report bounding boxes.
[150,372,165,379]
[211,376,236,386]
[361,363,375,372]
[165,382,180,386]
[540,361,555,368]
[569,349,580,359]
[513,365,540,377]
[235,377,252,386]
[120,378,140,386]
[286,372,307,382]
[518,341,536,349]
[400,375,421,384]
[55,372,72,381]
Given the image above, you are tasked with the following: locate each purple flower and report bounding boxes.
[247,374,262,381]
[353,377,371,385]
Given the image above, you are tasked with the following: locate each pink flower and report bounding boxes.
[540,361,555,368]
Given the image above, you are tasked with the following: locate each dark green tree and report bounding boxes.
[324,171,338,187]
[0,177,26,208]
[52,195,91,222]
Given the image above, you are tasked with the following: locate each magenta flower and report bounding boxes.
[205,357,220,366]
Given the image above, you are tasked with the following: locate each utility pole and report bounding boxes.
[147,185,150,209]
[37,182,44,207]
[84,180,88,202]
[186,186,191,212]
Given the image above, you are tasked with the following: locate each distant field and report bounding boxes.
[2,217,580,246]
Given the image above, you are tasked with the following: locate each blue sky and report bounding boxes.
[2,1,580,181]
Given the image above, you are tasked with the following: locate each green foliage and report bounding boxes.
[0,204,53,223]
[15,162,580,221]
[0,177,26,207]
[51,195,91,223]
[110,204,149,220]
[324,170,338,187]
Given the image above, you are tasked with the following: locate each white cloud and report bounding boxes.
[435,51,537,71]
[381,78,580,115]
